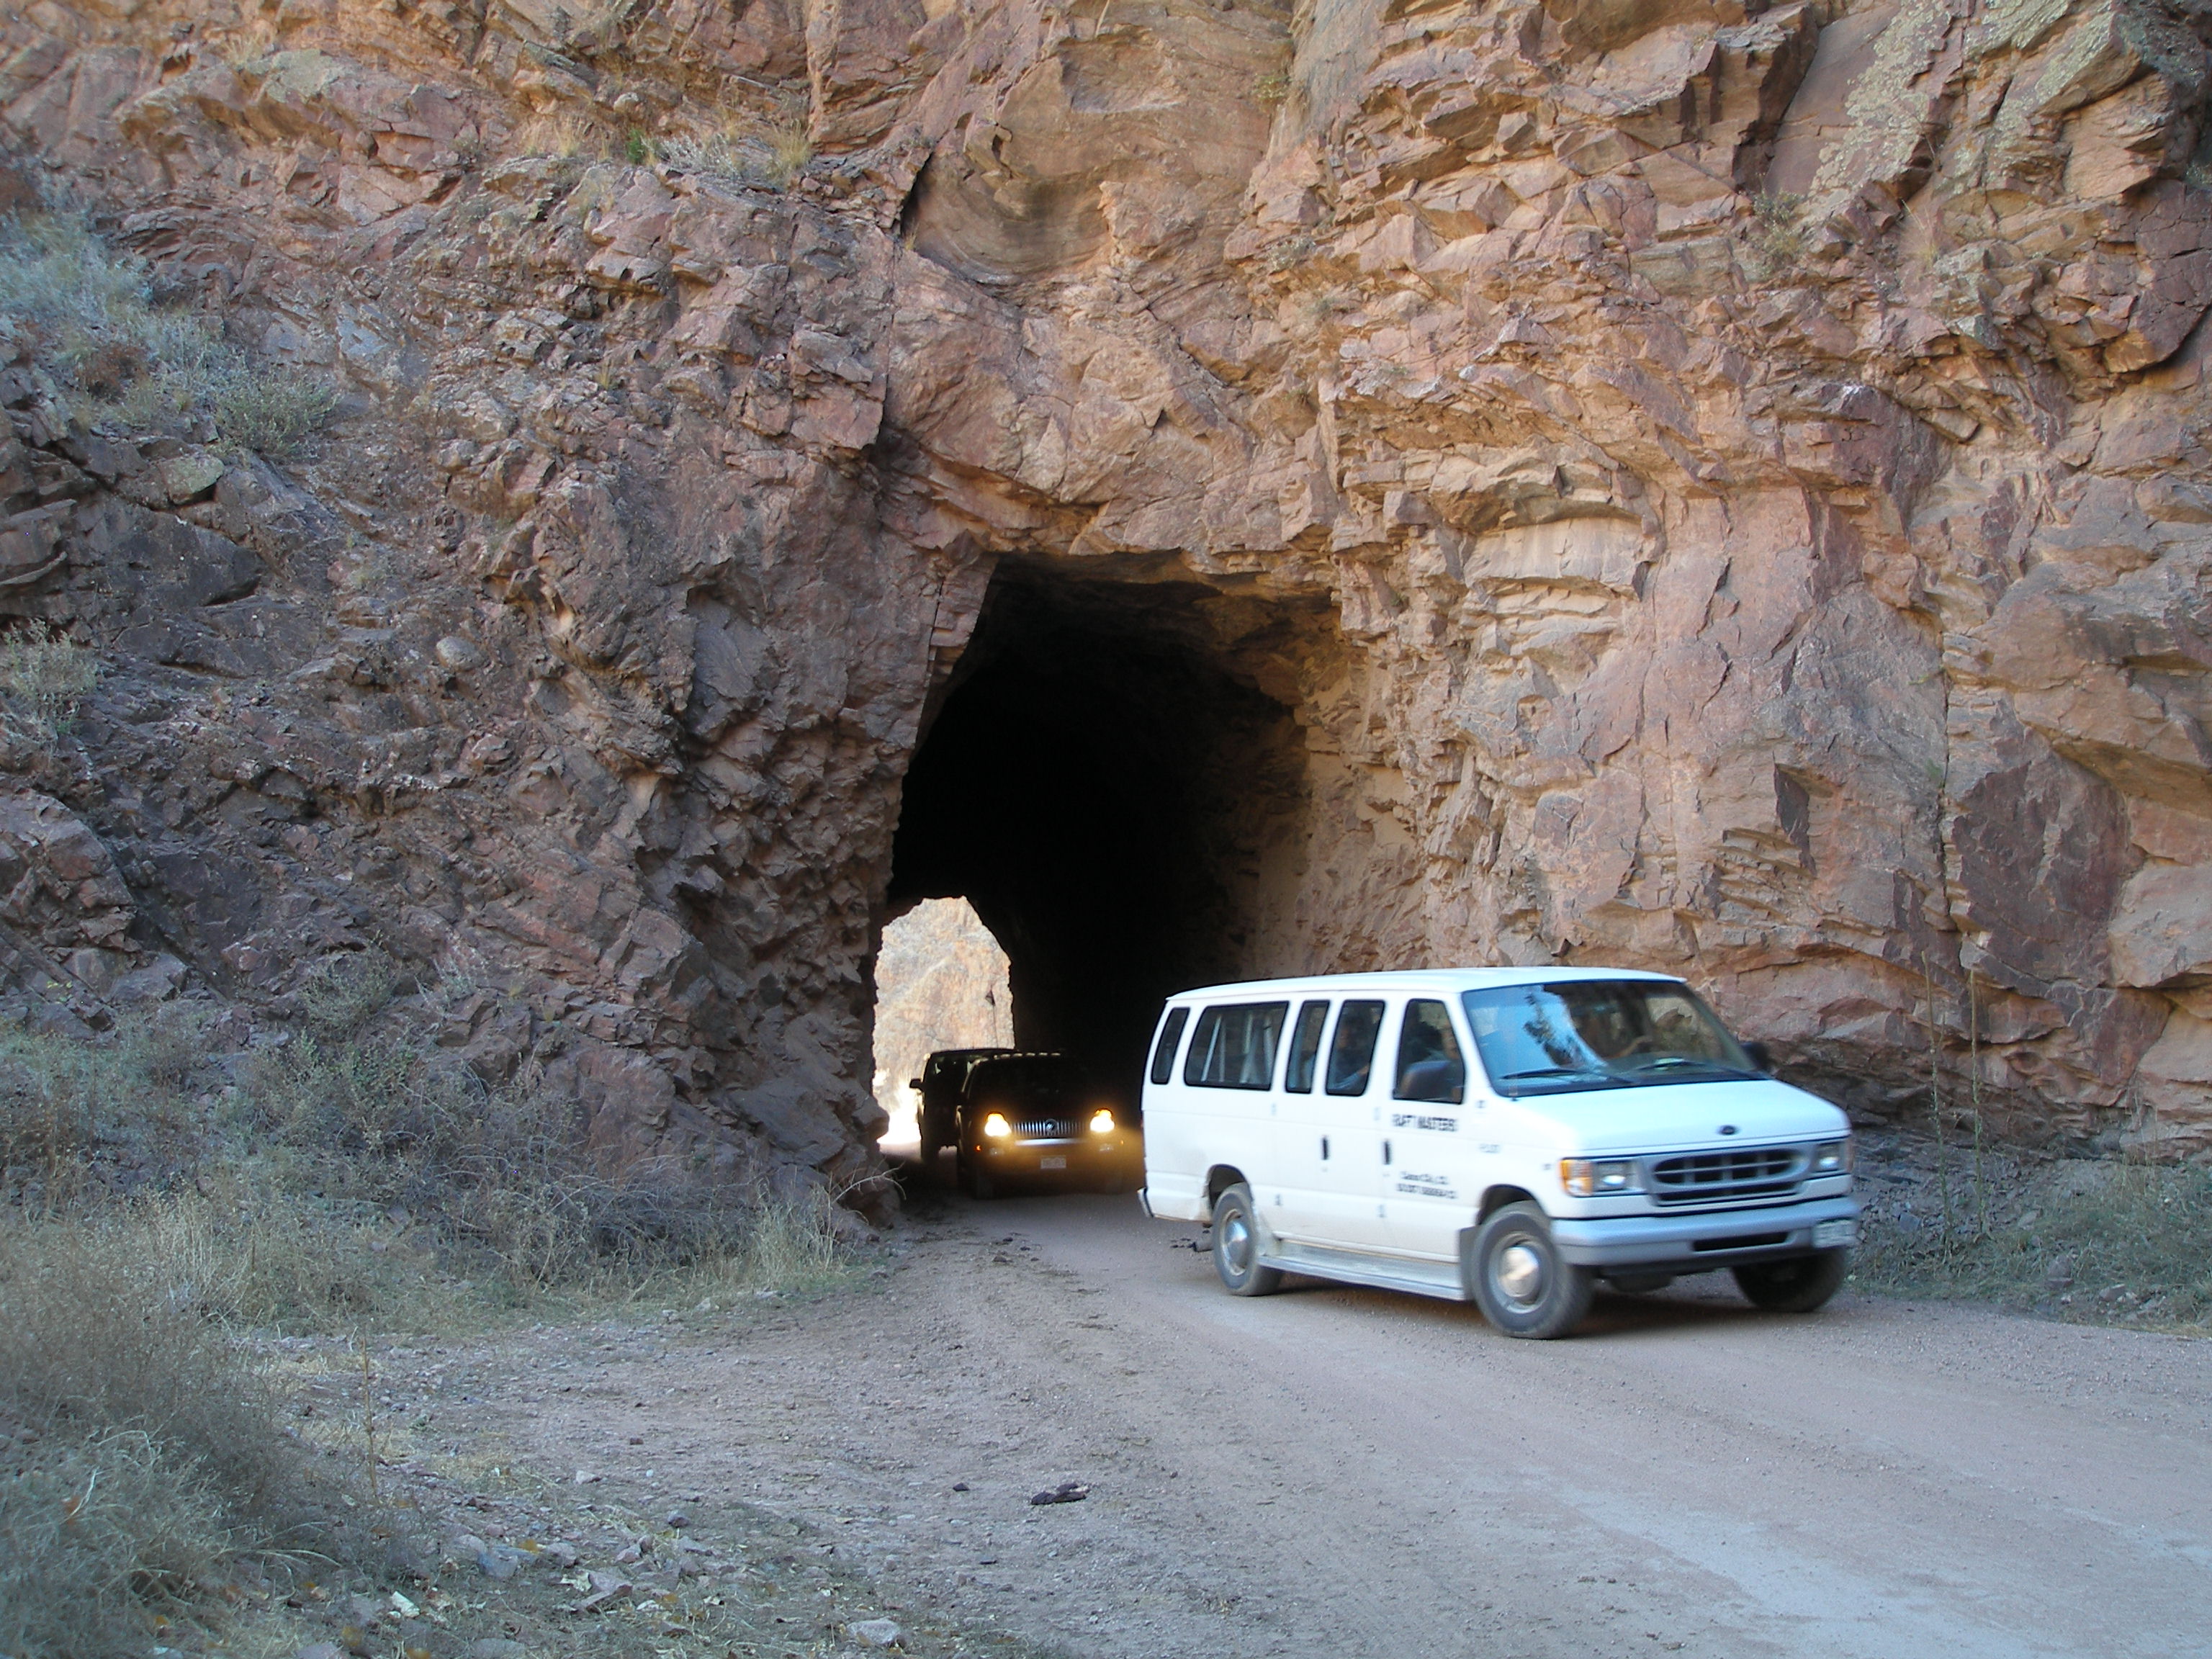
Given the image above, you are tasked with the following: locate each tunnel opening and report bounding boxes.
[883,562,1318,1112]
[868,896,1013,1148]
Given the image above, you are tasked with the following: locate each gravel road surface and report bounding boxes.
[521,1187,2211,1658]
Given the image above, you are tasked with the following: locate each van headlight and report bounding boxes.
[1560,1158,1641,1197]
[1811,1138,1853,1174]
[981,1112,1012,1139]
[1089,1109,1116,1134]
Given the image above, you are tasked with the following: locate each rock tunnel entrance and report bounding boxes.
[882,562,1317,1112]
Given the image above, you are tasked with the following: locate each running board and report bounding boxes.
[1261,1241,1470,1303]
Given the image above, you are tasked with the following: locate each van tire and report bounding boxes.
[1468,1203,1594,1339]
[958,1154,997,1200]
[1211,1184,1283,1297]
[1732,1249,1848,1312]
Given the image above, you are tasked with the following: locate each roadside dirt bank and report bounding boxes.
[397,1186,2209,1658]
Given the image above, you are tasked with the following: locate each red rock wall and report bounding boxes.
[5,0,2210,1187]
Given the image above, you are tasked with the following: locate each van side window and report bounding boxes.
[1183,1002,1290,1090]
[1284,1001,1329,1092]
[1325,1000,1385,1096]
[1394,999,1466,1105]
[1149,1007,1190,1086]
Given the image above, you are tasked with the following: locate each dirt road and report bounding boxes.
[518,1184,2211,1658]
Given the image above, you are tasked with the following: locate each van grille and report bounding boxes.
[1650,1147,1802,1205]
[1014,1118,1076,1140]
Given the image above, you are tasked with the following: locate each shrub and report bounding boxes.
[1742,191,1810,279]
[296,950,397,1037]
[0,630,100,747]
[0,976,859,1333]
[764,119,812,189]
[0,1011,143,1202]
[0,1223,366,1657]
[657,116,813,192]
[0,1430,240,1659]
[210,365,341,459]
[0,209,338,456]
[1855,1151,2212,1330]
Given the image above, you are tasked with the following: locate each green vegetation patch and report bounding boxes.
[0,208,338,457]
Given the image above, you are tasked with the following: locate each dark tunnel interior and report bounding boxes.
[884,565,1310,1110]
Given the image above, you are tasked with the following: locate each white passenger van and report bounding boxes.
[1138,968,1858,1338]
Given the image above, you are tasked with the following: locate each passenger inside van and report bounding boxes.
[1393,999,1466,1104]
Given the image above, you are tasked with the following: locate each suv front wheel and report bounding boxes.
[1467,1202,1594,1339]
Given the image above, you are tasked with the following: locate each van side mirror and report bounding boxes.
[1743,1041,1773,1074]
[908,1078,923,1091]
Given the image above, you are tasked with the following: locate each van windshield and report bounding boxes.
[1459,981,1760,1097]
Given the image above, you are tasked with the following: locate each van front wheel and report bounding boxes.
[1469,1203,1594,1339]
[1732,1249,1848,1312]
[1211,1185,1283,1297]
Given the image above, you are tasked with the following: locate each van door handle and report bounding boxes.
[1382,1140,1393,1165]
[1320,1136,1330,1161]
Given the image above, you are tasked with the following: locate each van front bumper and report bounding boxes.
[1550,1195,1860,1270]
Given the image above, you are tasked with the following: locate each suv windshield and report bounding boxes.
[966,1056,1083,1105]
[1460,981,1758,1097]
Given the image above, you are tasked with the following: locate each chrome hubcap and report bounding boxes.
[1495,1240,1545,1305]
[1221,1214,1252,1272]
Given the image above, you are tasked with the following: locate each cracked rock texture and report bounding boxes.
[6,0,2212,1189]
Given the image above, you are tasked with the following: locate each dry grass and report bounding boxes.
[0,208,337,455]
[1740,191,1810,279]
[1852,1131,2212,1331]
[0,967,861,1331]
[0,1223,372,1658]
[0,968,866,1655]
[0,631,100,749]
[654,114,811,190]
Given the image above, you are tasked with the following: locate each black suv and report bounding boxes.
[909,1047,1016,1163]
[953,1052,1131,1198]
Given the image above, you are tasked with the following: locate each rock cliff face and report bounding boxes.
[6,0,2212,1190]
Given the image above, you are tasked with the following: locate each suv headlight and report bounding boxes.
[1811,1138,1853,1175]
[1089,1109,1115,1134]
[981,1112,1012,1139]
[1560,1158,1641,1197]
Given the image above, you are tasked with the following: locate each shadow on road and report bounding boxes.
[882,1151,1807,1342]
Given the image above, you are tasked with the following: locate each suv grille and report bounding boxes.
[1650,1147,1802,1205]
[1014,1118,1076,1140]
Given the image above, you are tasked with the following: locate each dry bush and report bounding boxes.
[1742,191,1810,279]
[763,119,812,188]
[297,950,397,1038]
[0,971,859,1335]
[0,209,337,454]
[0,1223,370,1657]
[655,112,811,191]
[0,1017,146,1202]
[0,631,101,747]
[1856,1152,2212,1329]
[0,1430,240,1659]
[210,367,341,459]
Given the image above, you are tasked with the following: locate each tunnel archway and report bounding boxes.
[884,562,1318,1108]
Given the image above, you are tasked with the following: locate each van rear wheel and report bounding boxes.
[1468,1202,1594,1339]
[1732,1249,1848,1312]
[1211,1184,1282,1297]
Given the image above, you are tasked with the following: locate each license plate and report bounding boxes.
[1813,1219,1857,1247]
[1038,1155,1067,1170]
